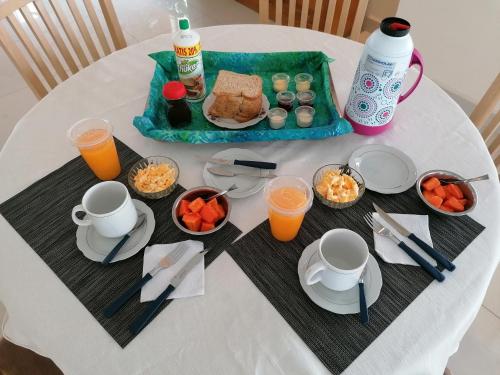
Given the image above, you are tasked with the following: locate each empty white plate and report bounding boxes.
[76,200,155,263]
[203,148,270,199]
[298,239,382,314]
[348,144,417,194]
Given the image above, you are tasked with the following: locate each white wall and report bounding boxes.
[397,0,500,105]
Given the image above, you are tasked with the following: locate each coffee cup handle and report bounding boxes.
[304,261,327,285]
[72,205,91,226]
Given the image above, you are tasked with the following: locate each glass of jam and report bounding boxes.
[276,91,295,112]
[162,81,192,128]
[297,90,316,107]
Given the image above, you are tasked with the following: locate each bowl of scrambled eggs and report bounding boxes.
[313,164,365,209]
[128,156,179,199]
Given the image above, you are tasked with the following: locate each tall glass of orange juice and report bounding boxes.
[264,176,313,242]
[67,119,121,180]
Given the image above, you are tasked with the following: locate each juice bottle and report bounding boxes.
[265,176,313,242]
[173,18,206,102]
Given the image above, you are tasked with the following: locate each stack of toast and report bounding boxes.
[208,70,263,123]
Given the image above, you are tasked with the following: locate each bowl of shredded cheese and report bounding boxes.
[313,164,365,209]
[128,156,179,199]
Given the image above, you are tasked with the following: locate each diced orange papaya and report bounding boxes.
[458,198,468,207]
[433,185,446,199]
[216,204,226,219]
[207,198,219,210]
[427,195,443,208]
[178,199,191,217]
[445,184,464,199]
[422,177,441,191]
[422,190,435,201]
[440,204,455,212]
[445,196,464,212]
[182,212,202,231]
[200,204,219,224]
[200,221,215,232]
[188,197,206,213]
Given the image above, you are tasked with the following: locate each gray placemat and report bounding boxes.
[226,189,485,374]
[0,139,241,347]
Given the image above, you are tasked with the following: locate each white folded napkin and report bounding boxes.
[373,213,437,267]
[140,240,205,302]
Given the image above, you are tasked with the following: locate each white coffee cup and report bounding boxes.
[304,229,369,291]
[72,181,137,238]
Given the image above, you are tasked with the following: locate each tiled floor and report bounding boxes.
[0,1,498,374]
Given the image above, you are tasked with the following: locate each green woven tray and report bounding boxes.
[133,51,352,143]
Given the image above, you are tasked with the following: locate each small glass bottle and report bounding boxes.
[162,81,192,128]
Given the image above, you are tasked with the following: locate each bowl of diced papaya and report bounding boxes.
[172,186,231,235]
[416,170,477,216]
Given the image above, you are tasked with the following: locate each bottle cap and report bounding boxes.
[162,81,187,100]
[179,18,190,30]
[380,17,411,37]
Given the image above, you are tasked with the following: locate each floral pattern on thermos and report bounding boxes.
[346,65,404,126]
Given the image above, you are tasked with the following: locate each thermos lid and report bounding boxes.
[380,17,411,37]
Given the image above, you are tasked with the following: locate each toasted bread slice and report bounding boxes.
[212,70,262,99]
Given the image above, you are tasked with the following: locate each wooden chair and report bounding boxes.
[258,0,369,41]
[470,73,500,171]
[0,0,126,100]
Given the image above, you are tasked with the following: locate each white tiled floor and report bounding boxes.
[0,1,498,374]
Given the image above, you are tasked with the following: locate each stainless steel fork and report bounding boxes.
[363,213,445,282]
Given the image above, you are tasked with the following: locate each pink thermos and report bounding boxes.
[345,17,424,135]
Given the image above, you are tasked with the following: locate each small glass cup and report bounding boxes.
[272,73,290,92]
[264,176,313,242]
[294,73,313,92]
[268,107,288,130]
[67,118,121,180]
[295,106,315,128]
[276,91,295,112]
[297,90,316,106]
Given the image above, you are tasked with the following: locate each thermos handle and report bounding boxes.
[398,48,424,103]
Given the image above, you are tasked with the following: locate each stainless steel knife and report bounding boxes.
[197,156,277,170]
[129,250,207,335]
[372,203,455,271]
[208,167,277,179]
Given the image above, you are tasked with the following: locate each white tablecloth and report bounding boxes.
[0,25,499,375]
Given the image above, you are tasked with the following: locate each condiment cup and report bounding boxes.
[272,73,290,92]
[268,107,288,130]
[297,90,316,106]
[294,73,313,92]
[305,229,369,291]
[295,105,315,128]
[416,170,477,216]
[172,186,231,236]
[276,91,295,112]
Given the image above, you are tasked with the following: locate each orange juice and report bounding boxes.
[76,129,121,180]
[268,187,308,241]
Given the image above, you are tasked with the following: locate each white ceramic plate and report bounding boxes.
[76,200,155,263]
[202,93,269,129]
[298,239,382,314]
[348,144,417,194]
[203,148,271,199]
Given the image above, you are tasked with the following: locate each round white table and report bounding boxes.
[0,25,499,375]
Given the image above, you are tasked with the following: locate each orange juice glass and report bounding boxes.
[67,119,121,180]
[264,176,313,242]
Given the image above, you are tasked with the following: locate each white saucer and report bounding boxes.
[76,200,155,263]
[203,148,269,199]
[298,239,382,314]
[202,93,269,129]
[348,144,417,194]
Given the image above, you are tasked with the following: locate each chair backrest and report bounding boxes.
[0,0,126,99]
[258,0,369,41]
[470,73,500,171]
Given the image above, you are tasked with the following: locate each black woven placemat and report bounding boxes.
[226,189,485,374]
[0,139,241,347]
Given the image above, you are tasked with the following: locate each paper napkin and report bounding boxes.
[140,240,205,302]
[373,213,437,267]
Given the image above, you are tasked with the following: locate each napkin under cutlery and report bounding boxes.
[140,240,205,302]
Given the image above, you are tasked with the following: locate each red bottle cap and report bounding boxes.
[162,81,187,100]
[390,22,410,31]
